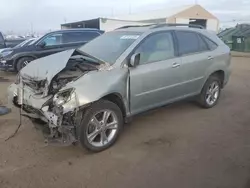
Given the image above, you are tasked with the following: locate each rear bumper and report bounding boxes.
[223,66,231,87]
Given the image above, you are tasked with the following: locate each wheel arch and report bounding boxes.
[101,93,127,120]
[13,55,37,71]
[208,70,225,87]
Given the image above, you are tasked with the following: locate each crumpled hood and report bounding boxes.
[20,49,75,83]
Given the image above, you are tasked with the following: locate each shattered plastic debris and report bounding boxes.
[98,63,113,71]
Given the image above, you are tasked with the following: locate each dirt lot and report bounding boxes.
[1,57,250,188]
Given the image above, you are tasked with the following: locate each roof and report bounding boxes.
[233,28,250,37]
[218,28,234,37]
[61,17,147,27]
[115,24,206,33]
[218,24,250,40]
[114,5,195,21]
[52,28,104,33]
[61,18,100,27]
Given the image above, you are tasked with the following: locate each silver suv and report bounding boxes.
[8,24,231,152]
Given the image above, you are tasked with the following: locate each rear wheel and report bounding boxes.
[79,100,123,152]
[16,57,35,72]
[197,76,221,108]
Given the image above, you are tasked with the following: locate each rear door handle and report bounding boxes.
[172,62,180,68]
[208,56,214,60]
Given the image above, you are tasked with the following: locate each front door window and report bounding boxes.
[41,33,63,47]
[134,32,175,65]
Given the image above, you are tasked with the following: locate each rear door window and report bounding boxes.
[62,31,100,44]
[175,31,200,55]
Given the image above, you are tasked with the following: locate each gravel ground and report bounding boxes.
[0,57,250,188]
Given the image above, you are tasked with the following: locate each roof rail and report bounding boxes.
[115,24,155,30]
[152,23,205,29]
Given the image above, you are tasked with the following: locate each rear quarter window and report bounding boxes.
[201,36,218,50]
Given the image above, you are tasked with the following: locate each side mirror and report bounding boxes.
[37,41,46,48]
[130,53,140,67]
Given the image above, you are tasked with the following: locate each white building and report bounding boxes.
[61,4,219,32]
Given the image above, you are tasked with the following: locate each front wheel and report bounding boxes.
[79,100,124,152]
[197,76,221,108]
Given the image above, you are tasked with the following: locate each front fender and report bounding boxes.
[62,68,129,113]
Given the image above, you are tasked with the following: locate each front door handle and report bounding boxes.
[172,62,180,68]
[208,56,214,60]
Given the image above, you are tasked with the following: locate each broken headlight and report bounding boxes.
[53,88,75,106]
[52,80,59,90]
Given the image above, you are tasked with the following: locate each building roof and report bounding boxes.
[233,28,250,37]
[114,4,198,21]
[219,24,250,40]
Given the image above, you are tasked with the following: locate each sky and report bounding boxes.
[0,0,250,34]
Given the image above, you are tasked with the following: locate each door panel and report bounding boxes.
[130,57,183,114]
[129,31,188,114]
[179,52,212,95]
[35,45,62,58]
[175,31,213,96]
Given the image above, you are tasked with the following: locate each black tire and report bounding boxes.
[16,57,35,72]
[197,75,222,108]
[78,100,124,152]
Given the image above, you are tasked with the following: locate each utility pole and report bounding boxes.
[129,4,132,14]
[30,22,33,35]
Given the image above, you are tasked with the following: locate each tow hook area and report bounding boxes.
[44,127,77,147]
[33,120,77,146]
[42,109,78,147]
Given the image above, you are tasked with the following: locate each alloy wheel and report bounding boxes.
[22,60,30,68]
[86,110,118,148]
[205,81,220,106]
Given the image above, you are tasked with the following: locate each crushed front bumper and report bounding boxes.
[7,84,79,146]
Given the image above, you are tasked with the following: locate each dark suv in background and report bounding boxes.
[0,28,104,72]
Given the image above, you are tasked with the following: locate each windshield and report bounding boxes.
[15,38,36,48]
[78,31,142,64]
[29,36,42,45]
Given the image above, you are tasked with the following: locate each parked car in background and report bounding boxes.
[0,38,37,53]
[0,29,104,72]
[0,31,25,50]
[8,24,231,152]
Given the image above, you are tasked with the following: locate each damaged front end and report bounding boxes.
[8,49,110,146]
